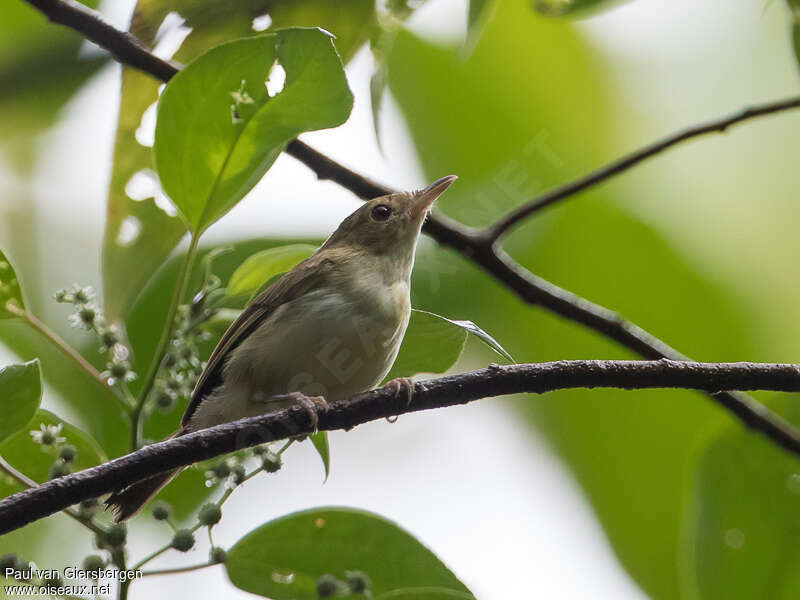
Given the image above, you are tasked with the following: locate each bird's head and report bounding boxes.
[323,175,458,262]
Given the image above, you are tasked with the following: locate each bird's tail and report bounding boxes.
[105,429,185,522]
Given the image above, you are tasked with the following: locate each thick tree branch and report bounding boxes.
[484,95,800,241]
[19,0,800,464]
[1,359,800,535]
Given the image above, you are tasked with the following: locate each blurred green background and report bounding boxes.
[1,0,799,599]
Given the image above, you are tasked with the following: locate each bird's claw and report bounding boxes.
[385,377,414,424]
[284,392,328,434]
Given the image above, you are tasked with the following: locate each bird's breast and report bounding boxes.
[226,274,410,401]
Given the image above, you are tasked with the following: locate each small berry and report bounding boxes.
[316,574,344,598]
[110,361,129,379]
[49,461,70,480]
[152,501,172,521]
[155,392,176,412]
[82,554,106,571]
[231,464,246,485]
[43,574,64,588]
[59,444,78,463]
[72,287,92,304]
[209,461,231,479]
[210,547,227,564]
[104,524,127,548]
[78,306,96,325]
[198,503,222,526]
[162,352,177,368]
[0,553,17,571]
[261,450,282,473]
[14,559,32,580]
[54,289,68,303]
[171,529,195,552]
[345,570,371,594]
[99,328,119,349]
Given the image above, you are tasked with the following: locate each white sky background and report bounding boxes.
[1,0,797,598]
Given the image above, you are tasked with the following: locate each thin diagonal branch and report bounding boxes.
[5,302,131,411]
[1,359,800,535]
[19,0,800,465]
[484,95,800,241]
[25,0,179,81]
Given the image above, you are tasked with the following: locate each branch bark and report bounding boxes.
[484,95,800,241]
[18,1,800,463]
[2,359,799,535]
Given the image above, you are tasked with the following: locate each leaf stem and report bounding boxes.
[130,233,199,451]
[6,303,131,412]
[140,562,217,577]
[131,544,170,571]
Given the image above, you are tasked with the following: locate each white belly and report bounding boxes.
[188,282,410,431]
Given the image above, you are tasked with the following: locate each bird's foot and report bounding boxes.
[273,392,328,434]
[385,377,414,424]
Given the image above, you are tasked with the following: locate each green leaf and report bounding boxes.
[532,0,632,17]
[0,250,25,319]
[309,432,330,481]
[225,507,472,600]
[412,309,513,362]
[0,360,41,446]
[385,310,467,381]
[681,396,800,599]
[0,409,107,499]
[228,244,317,301]
[102,0,374,321]
[154,28,353,233]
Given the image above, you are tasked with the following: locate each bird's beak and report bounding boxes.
[411,175,458,219]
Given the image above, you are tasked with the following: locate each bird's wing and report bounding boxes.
[182,255,335,427]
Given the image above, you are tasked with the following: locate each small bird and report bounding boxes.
[107,175,458,520]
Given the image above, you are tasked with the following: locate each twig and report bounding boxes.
[484,95,800,241]
[1,359,800,535]
[18,0,800,466]
[24,0,179,81]
[131,545,170,571]
[5,303,131,412]
[140,562,216,577]
[130,234,199,451]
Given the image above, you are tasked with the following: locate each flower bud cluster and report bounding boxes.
[55,284,136,387]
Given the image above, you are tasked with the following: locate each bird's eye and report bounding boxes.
[370,204,392,222]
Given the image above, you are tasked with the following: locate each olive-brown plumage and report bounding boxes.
[106,175,457,520]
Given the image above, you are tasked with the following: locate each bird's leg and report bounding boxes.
[384,377,414,424]
[259,392,328,435]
